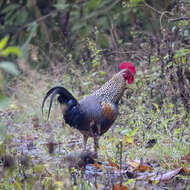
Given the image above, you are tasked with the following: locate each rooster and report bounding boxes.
[42,62,136,153]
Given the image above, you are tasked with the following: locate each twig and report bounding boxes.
[119,141,123,190]
[143,0,163,15]
[110,22,121,71]
[169,17,190,22]
[160,11,173,29]
[143,0,173,29]
[21,11,56,31]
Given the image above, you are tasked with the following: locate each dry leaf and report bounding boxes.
[33,123,40,130]
[124,136,133,144]
[93,163,103,169]
[108,160,120,170]
[128,159,153,172]
[32,117,40,130]
[128,159,139,168]
[182,153,190,162]
[114,184,128,190]
[182,167,190,174]
[134,164,153,172]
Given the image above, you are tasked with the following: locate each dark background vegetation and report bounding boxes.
[0,0,190,189]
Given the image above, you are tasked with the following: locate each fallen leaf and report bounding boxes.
[33,123,40,130]
[124,136,133,144]
[114,184,128,190]
[182,167,190,174]
[128,159,139,168]
[93,163,103,169]
[108,160,120,170]
[32,117,40,130]
[182,153,190,162]
[134,164,153,172]
[128,159,153,172]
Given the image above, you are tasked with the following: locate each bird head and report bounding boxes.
[120,62,136,84]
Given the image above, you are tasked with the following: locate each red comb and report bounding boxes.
[120,62,136,75]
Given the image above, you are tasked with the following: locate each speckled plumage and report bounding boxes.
[92,70,126,103]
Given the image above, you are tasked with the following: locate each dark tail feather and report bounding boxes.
[42,86,78,119]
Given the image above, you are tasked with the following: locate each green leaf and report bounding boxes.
[128,128,139,136]
[15,9,28,25]
[54,3,69,10]
[152,103,160,113]
[0,35,9,50]
[121,127,139,136]
[71,22,86,32]
[21,22,37,59]
[0,61,19,75]
[0,94,9,109]
[15,179,23,190]
[1,3,20,14]
[125,136,133,143]
[0,46,22,57]
[88,0,102,10]
[174,48,190,59]
[167,61,173,68]
[130,0,143,6]
[97,33,109,48]
[98,71,106,76]
[124,178,136,185]
[54,0,69,10]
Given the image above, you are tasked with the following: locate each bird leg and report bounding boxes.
[83,135,88,151]
[94,136,99,153]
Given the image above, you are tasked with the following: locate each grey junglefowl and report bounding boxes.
[42,62,136,154]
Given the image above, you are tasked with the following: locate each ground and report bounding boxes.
[0,67,190,190]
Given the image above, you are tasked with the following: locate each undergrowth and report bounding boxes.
[0,59,190,189]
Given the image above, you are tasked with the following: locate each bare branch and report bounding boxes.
[169,17,190,22]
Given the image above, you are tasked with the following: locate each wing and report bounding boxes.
[63,95,118,136]
[64,104,86,129]
[101,101,117,122]
[79,95,118,136]
[98,101,118,135]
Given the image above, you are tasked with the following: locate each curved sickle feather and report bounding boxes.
[42,87,58,116]
[42,86,78,119]
[47,89,60,119]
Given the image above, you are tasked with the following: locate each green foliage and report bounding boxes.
[0,62,19,75]
[88,0,102,10]
[0,0,190,189]
[0,47,21,57]
[0,36,21,57]
[0,35,9,50]
[174,48,190,60]
[0,35,20,108]
[130,0,144,7]
[21,22,37,60]
[0,0,179,68]
[54,0,69,10]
